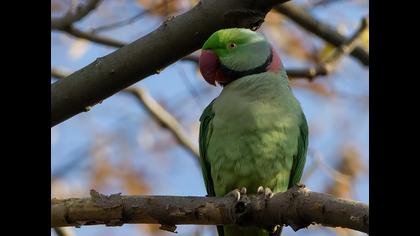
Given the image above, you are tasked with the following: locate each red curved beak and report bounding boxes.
[199,50,219,86]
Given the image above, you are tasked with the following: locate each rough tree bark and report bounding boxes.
[51,0,290,127]
[51,186,368,234]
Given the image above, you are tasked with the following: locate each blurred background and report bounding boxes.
[51,0,369,236]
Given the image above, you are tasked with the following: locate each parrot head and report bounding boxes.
[199,28,283,86]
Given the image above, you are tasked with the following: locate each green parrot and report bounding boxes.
[197,28,308,236]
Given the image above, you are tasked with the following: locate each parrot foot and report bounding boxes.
[256,187,279,234]
[225,187,247,202]
[257,186,273,199]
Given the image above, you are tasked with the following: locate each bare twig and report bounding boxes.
[312,150,352,185]
[90,2,168,33]
[286,16,369,80]
[51,0,102,29]
[51,69,199,160]
[51,186,369,233]
[124,87,200,159]
[301,148,354,184]
[90,11,150,33]
[51,0,126,48]
[274,2,369,66]
[63,26,127,48]
[322,17,368,67]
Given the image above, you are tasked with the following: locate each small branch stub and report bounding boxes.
[90,190,122,210]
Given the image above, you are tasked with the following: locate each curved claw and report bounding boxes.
[225,189,241,202]
[225,187,247,202]
[257,186,274,199]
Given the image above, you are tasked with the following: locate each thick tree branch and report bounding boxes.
[274,2,369,66]
[51,0,102,29]
[51,0,291,127]
[51,186,368,234]
[51,69,199,160]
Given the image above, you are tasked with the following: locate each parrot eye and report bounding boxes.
[228,42,237,49]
